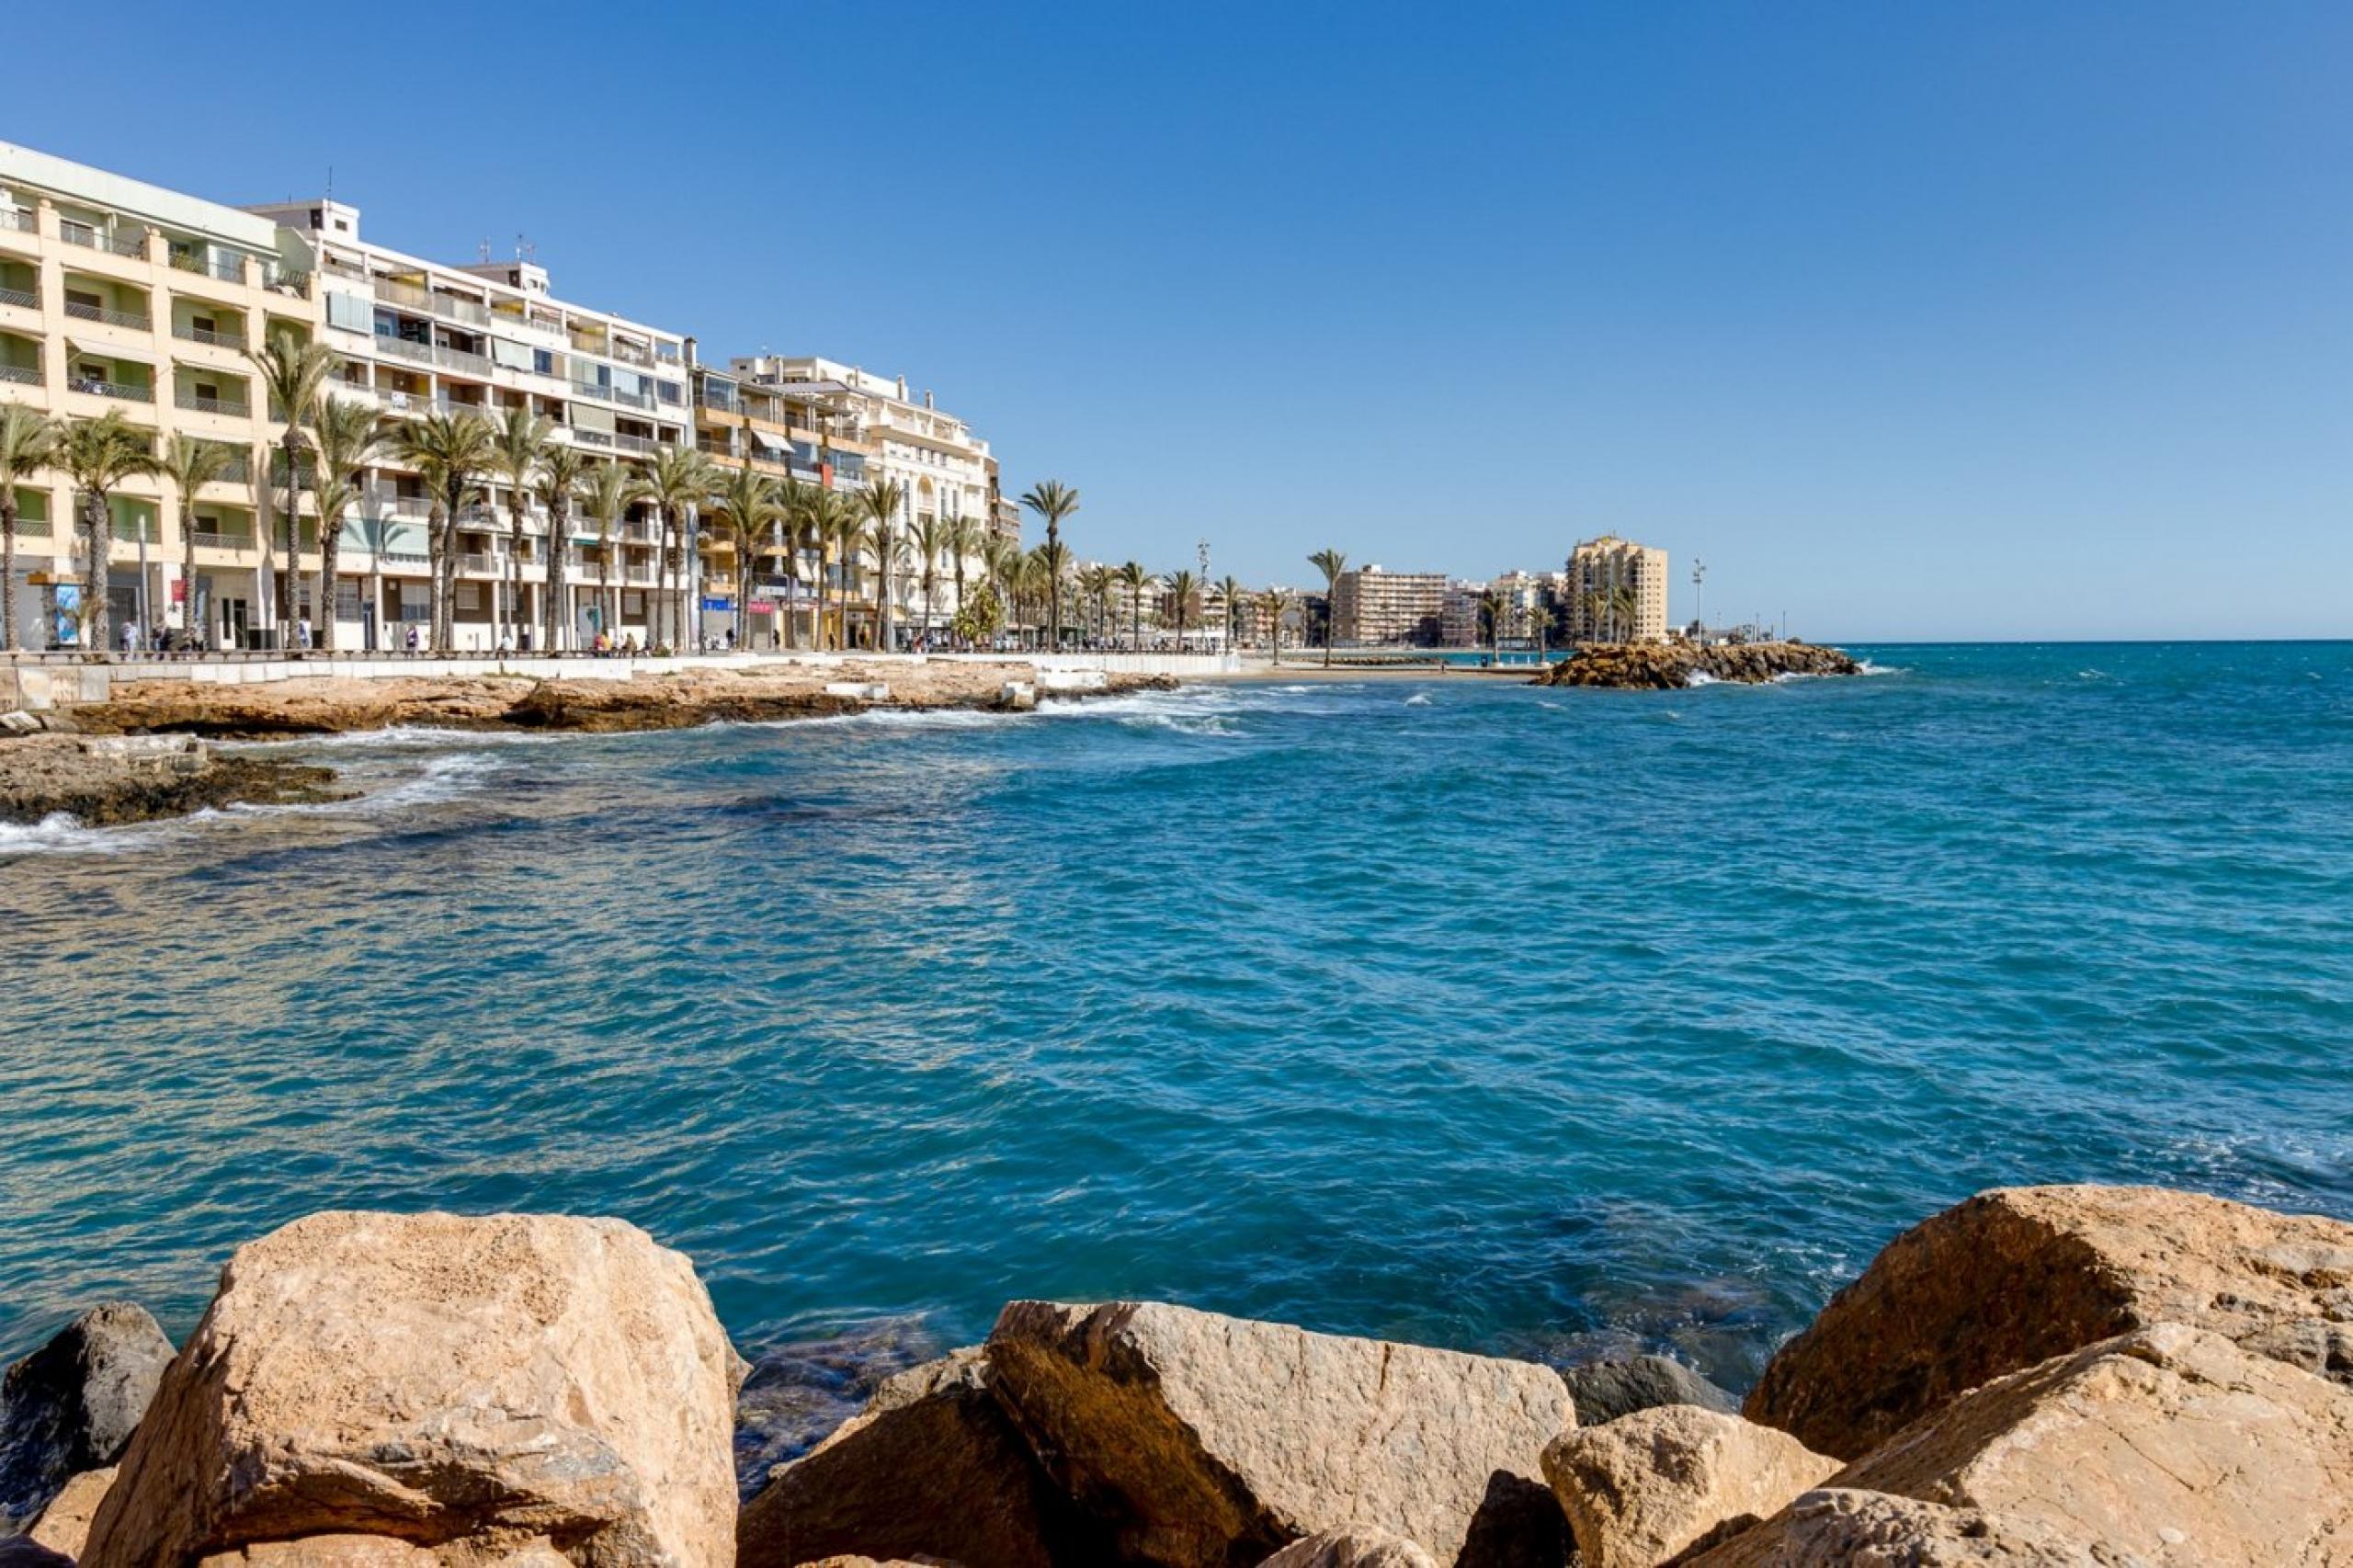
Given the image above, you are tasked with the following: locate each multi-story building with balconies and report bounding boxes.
[248,198,693,651]
[731,356,998,649]
[1330,564,1446,646]
[1563,535,1669,643]
[0,141,320,649]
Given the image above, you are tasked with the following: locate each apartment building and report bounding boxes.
[732,356,997,648]
[0,141,320,649]
[1563,534,1669,642]
[247,198,694,651]
[1330,564,1446,646]
[689,361,871,647]
[1439,581,1487,647]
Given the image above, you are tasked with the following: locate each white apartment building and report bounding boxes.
[731,355,1000,647]
[1331,564,1446,645]
[248,198,693,651]
[0,141,320,649]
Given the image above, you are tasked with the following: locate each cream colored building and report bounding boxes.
[1331,563,1446,646]
[730,356,999,647]
[245,199,694,651]
[0,141,320,649]
[1564,535,1669,642]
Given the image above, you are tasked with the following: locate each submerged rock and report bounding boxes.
[1540,1406,1836,1568]
[985,1299,1573,1568]
[84,1210,742,1568]
[0,1303,171,1530]
[1745,1183,2353,1459]
[738,1346,1095,1568]
[1559,1356,1737,1426]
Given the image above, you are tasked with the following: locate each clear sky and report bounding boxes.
[15,1,2349,637]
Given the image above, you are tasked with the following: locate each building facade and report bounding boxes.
[1,141,320,649]
[730,356,997,648]
[1330,564,1446,645]
[1563,534,1669,642]
[249,198,694,651]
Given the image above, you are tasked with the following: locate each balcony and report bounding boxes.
[108,229,148,258]
[373,335,435,364]
[570,379,610,403]
[176,391,251,418]
[63,300,153,331]
[71,377,153,403]
[174,322,247,351]
[0,286,34,311]
[609,387,650,410]
[609,341,653,368]
[572,428,614,449]
[192,531,254,550]
[434,343,492,377]
[457,551,502,574]
[58,221,98,249]
[373,278,432,311]
[0,365,41,388]
[0,209,33,234]
[612,432,664,454]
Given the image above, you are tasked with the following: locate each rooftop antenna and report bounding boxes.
[478,239,491,263]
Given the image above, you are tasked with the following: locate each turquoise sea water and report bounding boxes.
[4,643,2350,1424]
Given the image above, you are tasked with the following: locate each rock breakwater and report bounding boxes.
[1534,642,1862,690]
[6,1183,2347,1565]
[0,733,347,827]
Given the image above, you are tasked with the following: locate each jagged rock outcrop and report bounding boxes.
[1540,1406,1836,1568]
[738,1346,1097,1568]
[1259,1527,1440,1567]
[0,734,345,826]
[1532,642,1860,690]
[1745,1184,2353,1459]
[1688,1489,2107,1565]
[1559,1358,1737,1426]
[83,1211,742,1568]
[1699,1324,2353,1565]
[0,1304,171,1529]
[985,1301,1573,1568]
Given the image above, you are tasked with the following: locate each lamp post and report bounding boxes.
[1690,558,1707,644]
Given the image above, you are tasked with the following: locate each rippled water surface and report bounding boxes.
[5,643,2351,1403]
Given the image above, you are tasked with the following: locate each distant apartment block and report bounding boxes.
[1563,535,1668,642]
[1331,563,1445,645]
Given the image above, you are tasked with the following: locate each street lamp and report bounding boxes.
[1690,558,1707,644]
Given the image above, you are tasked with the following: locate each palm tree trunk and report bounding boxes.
[181,500,201,653]
[546,503,568,653]
[84,490,113,653]
[317,516,339,653]
[5,495,22,652]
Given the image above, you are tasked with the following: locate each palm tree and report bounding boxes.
[708,465,780,648]
[1018,480,1079,649]
[858,477,909,651]
[1115,560,1150,651]
[576,460,644,644]
[1076,562,1110,645]
[910,512,950,650]
[981,536,1021,645]
[944,513,979,645]
[1612,585,1641,644]
[490,406,553,650]
[0,405,60,652]
[823,498,863,650]
[776,479,819,650]
[386,410,494,651]
[155,434,238,653]
[1579,589,1608,645]
[533,442,592,653]
[304,398,387,653]
[1218,573,1243,652]
[55,412,158,653]
[643,447,712,652]
[1258,586,1292,665]
[1308,548,1347,668]
[803,487,857,651]
[1165,568,1200,651]
[1481,588,1507,665]
[245,330,335,639]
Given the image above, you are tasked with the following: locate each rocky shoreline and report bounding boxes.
[1534,642,1863,690]
[4,1182,2347,1565]
[0,732,347,827]
[0,662,1171,829]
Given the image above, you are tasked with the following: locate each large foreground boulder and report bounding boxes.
[1746,1184,2353,1458]
[83,1211,742,1567]
[738,1346,1097,1568]
[1540,1406,1836,1567]
[987,1301,1573,1568]
[0,1304,172,1528]
[1699,1324,2353,1565]
[1558,1358,1736,1426]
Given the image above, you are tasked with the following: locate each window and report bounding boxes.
[458,584,482,610]
[534,349,554,376]
[656,381,682,405]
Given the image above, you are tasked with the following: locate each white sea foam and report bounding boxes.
[0,812,177,857]
[1855,660,1904,676]
[1404,693,1433,707]
[1684,670,1721,687]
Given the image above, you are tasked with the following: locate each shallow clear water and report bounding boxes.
[5,643,2350,1409]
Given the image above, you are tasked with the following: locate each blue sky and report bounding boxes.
[15,1,2350,637]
